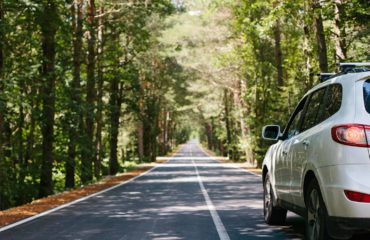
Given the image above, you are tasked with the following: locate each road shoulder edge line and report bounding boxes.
[0,164,159,233]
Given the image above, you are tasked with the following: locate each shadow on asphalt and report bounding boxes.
[1,146,370,240]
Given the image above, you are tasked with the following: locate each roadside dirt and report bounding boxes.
[200,146,262,176]
[1,144,258,229]
[0,166,156,228]
[0,143,184,229]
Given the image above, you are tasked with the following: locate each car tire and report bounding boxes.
[305,179,332,240]
[263,174,287,225]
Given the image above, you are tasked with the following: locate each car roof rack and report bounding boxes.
[319,73,336,82]
[319,62,370,82]
[338,62,370,74]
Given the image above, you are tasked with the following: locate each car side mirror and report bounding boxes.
[262,125,281,141]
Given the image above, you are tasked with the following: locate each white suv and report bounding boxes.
[262,63,370,240]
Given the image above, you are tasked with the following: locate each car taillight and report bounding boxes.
[344,190,370,203]
[331,124,370,147]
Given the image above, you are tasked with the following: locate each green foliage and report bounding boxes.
[161,0,369,167]
[0,0,191,210]
[0,0,368,210]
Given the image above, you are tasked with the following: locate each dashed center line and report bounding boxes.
[190,148,231,240]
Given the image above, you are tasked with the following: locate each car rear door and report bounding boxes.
[290,84,342,207]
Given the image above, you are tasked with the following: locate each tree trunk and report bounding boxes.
[82,0,96,183]
[151,110,160,161]
[205,122,213,150]
[167,117,173,150]
[0,0,6,158]
[302,2,314,89]
[25,75,40,166]
[211,117,217,150]
[17,82,28,204]
[273,19,284,86]
[0,0,12,209]
[224,89,232,157]
[233,80,253,164]
[66,0,83,189]
[39,0,58,198]
[0,0,7,160]
[109,75,119,175]
[233,81,247,139]
[312,0,328,72]
[0,0,2,76]
[95,7,104,179]
[137,120,144,161]
[333,0,346,61]
[162,111,170,154]
[25,96,36,164]
[108,26,121,175]
[137,71,145,162]
[18,90,24,165]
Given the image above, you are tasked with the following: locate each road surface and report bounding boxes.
[0,141,305,240]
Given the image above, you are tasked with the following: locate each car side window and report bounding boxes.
[283,97,307,140]
[301,87,327,132]
[322,84,342,119]
[287,110,304,138]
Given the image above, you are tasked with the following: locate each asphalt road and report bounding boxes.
[0,141,305,240]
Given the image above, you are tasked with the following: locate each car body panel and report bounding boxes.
[318,164,370,218]
[262,71,370,223]
[274,139,293,202]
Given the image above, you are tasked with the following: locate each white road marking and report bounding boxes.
[0,143,258,236]
[0,165,160,233]
[190,148,231,240]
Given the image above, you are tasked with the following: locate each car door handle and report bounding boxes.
[303,140,310,146]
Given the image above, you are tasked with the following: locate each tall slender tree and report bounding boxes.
[95,6,105,179]
[223,89,232,157]
[108,28,120,175]
[0,0,11,209]
[272,0,284,86]
[82,0,96,183]
[312,0,328,72]
[66,0,84,189]
[39,0,59,197]
[333,0,347,61]
[0,0,5,158]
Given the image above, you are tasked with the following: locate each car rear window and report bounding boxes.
[363,80,370,113]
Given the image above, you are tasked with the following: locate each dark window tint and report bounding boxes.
[301,84,342,132]
[287,110,304,138]
[363,80,370,114]
[323,84,342,119]
[284,97,307,139]
[301,88,326,132]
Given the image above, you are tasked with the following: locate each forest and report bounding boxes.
[0,0,369,210]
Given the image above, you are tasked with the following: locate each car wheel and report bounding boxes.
[305,179,332,240]
[263,174,287,225]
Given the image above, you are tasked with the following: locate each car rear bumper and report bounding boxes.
[317,164,370,218]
